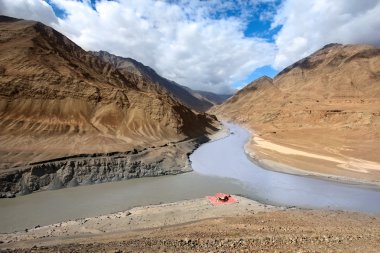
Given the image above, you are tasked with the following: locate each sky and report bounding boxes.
[1,0,380,94]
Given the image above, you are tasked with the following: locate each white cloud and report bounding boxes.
[0,0,276,94]
[51,0,276,93]
[0,0,58,25]
[272,0,380,70]
[3,0,379,92]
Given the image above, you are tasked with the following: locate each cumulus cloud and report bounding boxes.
[53,0,277,93]
[272,0,380,70]
[2,0,379,92]
[1,0,277,93]
[0,0,58,25]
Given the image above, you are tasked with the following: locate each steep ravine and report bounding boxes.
[0,137,209,198]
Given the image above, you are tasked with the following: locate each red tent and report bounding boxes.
[207,193,237,205]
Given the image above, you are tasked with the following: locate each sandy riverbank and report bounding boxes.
[0,196,278,249]
[1,196,379,252]
[243,128,380,187]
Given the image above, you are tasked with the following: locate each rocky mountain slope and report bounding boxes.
[0,16,218,196]
[92,51,230,112]
[212,43,380,182]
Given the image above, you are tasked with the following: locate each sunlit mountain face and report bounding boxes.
[213,43,380,182]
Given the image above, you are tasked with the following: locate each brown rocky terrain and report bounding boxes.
[92,51,231,112]
[1,196,379,253]
[0,16,219,196]
[212,43,380,182]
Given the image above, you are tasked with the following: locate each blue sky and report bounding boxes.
[46,0,67,18]
[228,1,282,89]
[1,0,380,93]
[210,0,282,89]
[233,66,278,89]
[232,0,283,88]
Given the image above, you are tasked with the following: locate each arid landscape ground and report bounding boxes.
[1,196,380,253]
[1,2,380,251]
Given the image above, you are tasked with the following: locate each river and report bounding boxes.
[190,122,380,213]
[1,123,379,233]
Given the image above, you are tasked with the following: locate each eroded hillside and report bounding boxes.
[0,16,219,196]
[92,51,230,112]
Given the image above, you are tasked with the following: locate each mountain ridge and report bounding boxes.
[92,50,231,112]
[0,16,220,196]
[212,43,380,182]
[0,16,218,165]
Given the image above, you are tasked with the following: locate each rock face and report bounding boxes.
[92,51,231,112]
[0,16,219,196]
[213,44,380,181]
[0,139,205,198]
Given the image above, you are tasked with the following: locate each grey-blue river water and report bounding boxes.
[190,123,380,213]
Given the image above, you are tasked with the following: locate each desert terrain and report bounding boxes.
[1,196,379,253]
[212,44,380,183]
[0,13,380,253]
[0,16,219,197]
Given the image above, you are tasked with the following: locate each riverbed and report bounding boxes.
[1,123,379,233]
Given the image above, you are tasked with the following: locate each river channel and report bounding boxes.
[190,122,380,214]
[1,123,379,233]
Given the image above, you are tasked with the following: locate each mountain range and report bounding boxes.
[1,14,379,195]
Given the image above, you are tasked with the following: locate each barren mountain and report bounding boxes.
[92,51,230,111]
[0,16,218,196]
[213,43,380,182]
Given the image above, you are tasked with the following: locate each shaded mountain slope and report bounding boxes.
[92,51,230,111]
[212,43,380,182]
[192,90,231,105]
[0,16,218,170]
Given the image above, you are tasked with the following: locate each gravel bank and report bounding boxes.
[1,196,379,252]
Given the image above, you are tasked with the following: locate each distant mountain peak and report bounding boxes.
[0,15,22,22]
[237,75,274,94]
[92,50,230,111]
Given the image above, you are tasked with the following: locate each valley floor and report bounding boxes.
[1,196,379,252]
[1,124,380,252]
